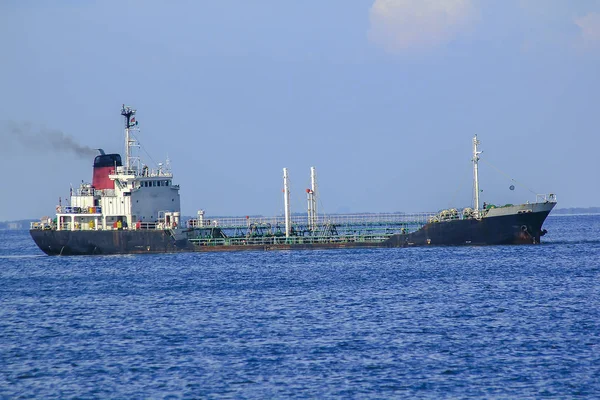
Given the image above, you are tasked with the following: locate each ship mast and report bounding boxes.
[121,105,137,171]
[283,168,291,239]
[307,167,318,232]
[472,135,482,216]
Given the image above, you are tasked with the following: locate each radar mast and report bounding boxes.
[120,105,138,172]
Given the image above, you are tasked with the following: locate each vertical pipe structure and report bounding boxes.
[283,168,291,238]
[306,189,313,231]
[125,126,130,171]
[121,105,136,172]
[310,167,318,231]
[472,135,482,217]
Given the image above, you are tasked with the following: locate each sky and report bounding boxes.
[1,0,599,221]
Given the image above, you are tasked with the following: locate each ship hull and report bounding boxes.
[30,229,193,255]
[386,207,551,247]
[30,206,553,256]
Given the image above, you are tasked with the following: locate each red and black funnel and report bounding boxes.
[92,153,122,189]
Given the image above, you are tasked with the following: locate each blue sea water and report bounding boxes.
[1,215,599,399]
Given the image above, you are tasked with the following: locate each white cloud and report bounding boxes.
[575,12,600,45]
[368,0,477,53]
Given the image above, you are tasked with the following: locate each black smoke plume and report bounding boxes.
[1,121,97,158]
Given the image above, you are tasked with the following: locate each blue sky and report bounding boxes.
[1,0,599,221]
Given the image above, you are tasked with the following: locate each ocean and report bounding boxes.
[1,214,599,399]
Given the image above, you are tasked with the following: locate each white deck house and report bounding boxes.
[52,105,181,231]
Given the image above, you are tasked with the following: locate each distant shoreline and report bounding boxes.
[550,207,600,215]
[548,212,600,218]
[549,213,600,217]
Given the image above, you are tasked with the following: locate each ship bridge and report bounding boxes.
[31,105,181,232]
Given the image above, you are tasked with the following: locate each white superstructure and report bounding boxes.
[52,105,181,231]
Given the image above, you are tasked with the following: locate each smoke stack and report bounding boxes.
[92,153,122,189]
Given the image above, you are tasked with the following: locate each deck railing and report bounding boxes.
[536,193,557,203]
[188,212,437,229]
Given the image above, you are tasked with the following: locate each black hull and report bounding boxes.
[30,229,194,255]
[30,209,552,256]
[386,208,550,246]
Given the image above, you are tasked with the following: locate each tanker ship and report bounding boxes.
[30,105,556,255]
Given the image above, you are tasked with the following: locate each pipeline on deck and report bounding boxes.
[184,212,441,247]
